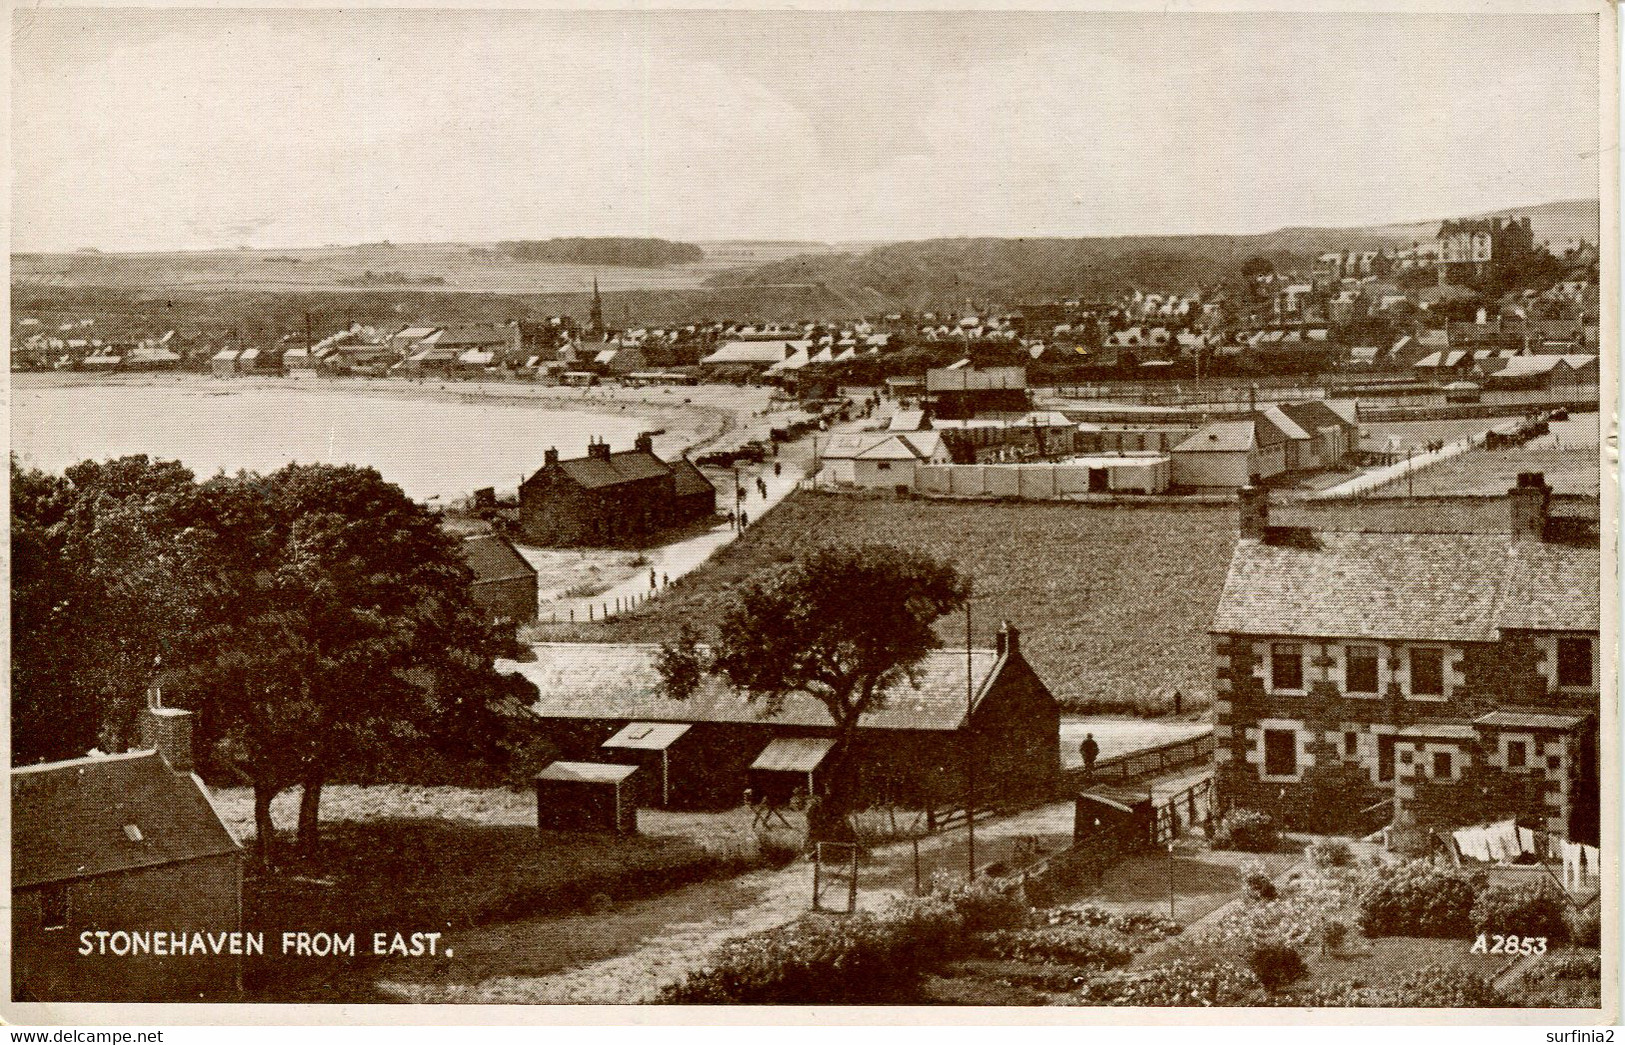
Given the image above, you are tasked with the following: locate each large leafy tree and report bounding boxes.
[10,455,224,764]
[179,463,517,863]
[658,543,968,836]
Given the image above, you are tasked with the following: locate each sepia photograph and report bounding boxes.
[5,1,1616,1023]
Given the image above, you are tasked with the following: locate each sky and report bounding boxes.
[9,9,1604,253]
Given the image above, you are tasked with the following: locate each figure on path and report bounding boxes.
[1080,732,1100,780]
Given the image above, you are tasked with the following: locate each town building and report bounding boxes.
[498,624,1060,811]
[1170,416,1289,490]
[1210,476,1600,844]
[924,366,1030,420]
[460,533,539,623]
[518,434,717,547]
[11,707,244,1002]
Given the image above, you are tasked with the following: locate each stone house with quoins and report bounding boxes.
[1210,475,1599,844]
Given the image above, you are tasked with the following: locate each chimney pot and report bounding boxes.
[996,621,1020,658]
[139,706,195,774]
[634,431,654,454]
[544,447,560,466]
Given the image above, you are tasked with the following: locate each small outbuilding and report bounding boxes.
[600,722,693,808]
[748,737,836,805]
[535,761,640,834]
[1074,787,1155,851]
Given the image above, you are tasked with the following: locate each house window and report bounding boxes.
[1557,637,1593,688]
[1271,643,1303,691]
[1345,645,1379,695]
[38,885,68,930]
[876,462,891,471]
[1432,751,1453,779]
[1409,648,1444,697]
[1344,731,1359,758]
[1263,729,1298,778]
[1506,740,1528,769]
[1377,735,1396,782]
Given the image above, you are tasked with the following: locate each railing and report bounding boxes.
[1061,731,1215,792]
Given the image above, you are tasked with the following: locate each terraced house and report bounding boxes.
[1211,475,1600,845]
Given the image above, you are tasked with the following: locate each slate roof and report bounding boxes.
[461,534,536,584]
[701,341,808,365]
[819,432,895,461]
[1214,532,1598,642]
[12,751,242,889]
[669,457,717,499]
[499,642,1002,732]
[1498,540,1600,631]
[1475,710,1588,732]
[540,450,673,490]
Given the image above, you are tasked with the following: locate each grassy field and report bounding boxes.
[214,784,795,1001]
[1368,446,1600,497]
[527,492,1240,715]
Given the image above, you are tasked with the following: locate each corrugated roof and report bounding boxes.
[499,642,1002,731]
[461,534,536,584]
[535,761,639,784]
[602,722,691,751]
[1174,420,1257,453]
[819,432,895,461]
[11,751,242,889]
[751,737,835,773]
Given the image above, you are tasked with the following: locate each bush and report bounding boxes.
[1044,906,1183,942]
[950,875,1032,933]
[1355,861,1477,939]
[1247,942,1307,991]
[1288,965,1509,1008]
[1071,960,1263,1006]
[1470,881,1571,945]
[1244,864,1279,902]
[1566,905,1601,948]
[1320,920,1349,955]
[1213,809,1278,853]
[977,926,1134,970]
[1308,839,1354,870]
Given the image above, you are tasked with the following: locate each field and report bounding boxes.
[1367,446,1600,498]
[528,491,1239,714]
[12,240,836,295]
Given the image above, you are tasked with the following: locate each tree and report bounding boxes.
[657,544,968,837]
[10,455,224,764]
[178,463,515,863]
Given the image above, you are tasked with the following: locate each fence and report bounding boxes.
[1061,731,1215,792]
[914,459,1170,499]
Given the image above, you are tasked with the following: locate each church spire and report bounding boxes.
[588,275,605,338]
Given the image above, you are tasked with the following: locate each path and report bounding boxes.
[1311,428,1486,499]
[531,451,808,623]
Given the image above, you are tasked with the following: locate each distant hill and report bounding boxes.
[488,237,704,267]
[709,199,1601,308]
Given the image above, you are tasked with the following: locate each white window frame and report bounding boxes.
[1258,722,1305,783]
[1500,732,1535,773]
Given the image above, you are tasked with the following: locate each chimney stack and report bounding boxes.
[995,620,1020,659]
[139,694,195,774]
[544,447,560,467]
[634,431,654,454]
[1509,471,1551,542]
[1238,481,1269,540]
[587,438,612,461]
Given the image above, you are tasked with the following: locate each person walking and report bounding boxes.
[739,509,749,529]
[650,568,657,591]
[1080,732,1100,780]
[1172,690,1183,716]
[774,461,782,478]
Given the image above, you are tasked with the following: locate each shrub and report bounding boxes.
[1526,951,1601,982]
[1355,861,1476,939]
[1213,809,1278,853]
[1320,920,1349,955]
[977,926,1134,970]
[1566,905,1601,948]
[1244,864,1279,902]
[1044,906,1183,942]
[1289,965,1508,1008]
[1247,941,1307,991]
[948,875,1032,933]
[1308,838,1354,870]
[1470,881,1571,945]
[1070,960,1263,1006]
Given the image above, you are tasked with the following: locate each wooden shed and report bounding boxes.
[600,722,693,808]
[1074,787,1155,851]
[535,761,639,834]
[748,736,836,805]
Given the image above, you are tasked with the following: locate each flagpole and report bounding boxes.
[966,600,975,881]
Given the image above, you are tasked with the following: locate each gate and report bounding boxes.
[812,842,859,913]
